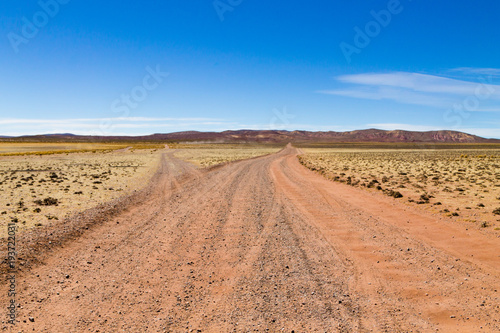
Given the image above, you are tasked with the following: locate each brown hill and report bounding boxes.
[1,129,498,144]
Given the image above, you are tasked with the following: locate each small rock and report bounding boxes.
[29,317,34,322]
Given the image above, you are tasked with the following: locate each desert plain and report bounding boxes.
[0,141,499,332]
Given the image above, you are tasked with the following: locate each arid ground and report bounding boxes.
[1,144,499,332]
[0,148,161,236]
[298,148,500,232]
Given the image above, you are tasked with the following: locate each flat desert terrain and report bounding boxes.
[0,143,499,332]
[298,148,500,232]
[0,148,161,237]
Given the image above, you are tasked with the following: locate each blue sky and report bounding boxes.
[0,0,499,138]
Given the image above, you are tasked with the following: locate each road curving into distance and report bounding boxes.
[1,144,498,332]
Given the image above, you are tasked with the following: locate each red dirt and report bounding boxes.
[1,145,499,332]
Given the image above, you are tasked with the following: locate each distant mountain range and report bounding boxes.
[0,129,499,144]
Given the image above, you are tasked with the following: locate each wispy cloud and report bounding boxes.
[0,117,224,125]
[0,116,356,136]
[449,67,500,77]
[325,86,453,108]
[472,108,500,112]
[319,71,500,109]
[0,117,233,136]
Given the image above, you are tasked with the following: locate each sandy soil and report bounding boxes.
[298,149,500,232]
[0,149,161,236]
[1,145,499,332]
[173,146,281,167]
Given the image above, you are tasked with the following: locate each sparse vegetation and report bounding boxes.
[0,145,161,237]
[0,142,168,156]
[299,148,500,226]
[34,197,59,206]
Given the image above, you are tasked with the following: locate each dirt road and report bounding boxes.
[2,145,499,332]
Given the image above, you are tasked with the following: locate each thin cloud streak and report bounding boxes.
[321,87,453,108]
[320,71,500,110]
[0,117,236,137]
[337,72,500,96]
[450,67,500,77]
[0,117,225,125]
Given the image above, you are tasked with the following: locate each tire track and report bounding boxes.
[0,145,498,332]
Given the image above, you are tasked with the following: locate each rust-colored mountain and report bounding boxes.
[1,129,498,143]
